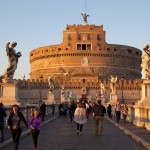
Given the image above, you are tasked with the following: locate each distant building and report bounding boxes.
[28,16,142,103]
[30,23,142,81]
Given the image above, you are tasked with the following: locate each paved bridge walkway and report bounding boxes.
[1,114,146,150]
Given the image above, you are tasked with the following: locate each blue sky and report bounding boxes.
[0,0,150,79]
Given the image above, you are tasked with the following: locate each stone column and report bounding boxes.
[133,105,146,127]
[47,92,55,104]
[138,80,150,105]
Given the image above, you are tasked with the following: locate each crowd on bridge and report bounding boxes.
[0,99,128,150]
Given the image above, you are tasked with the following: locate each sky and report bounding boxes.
[0,0,150,79]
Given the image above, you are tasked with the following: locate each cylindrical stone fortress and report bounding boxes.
[29,24,142,81]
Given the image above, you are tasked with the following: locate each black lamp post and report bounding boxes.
[121,76,125,104]
[39,75,43,103]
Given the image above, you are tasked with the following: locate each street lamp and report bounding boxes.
[121,76,125,104]
[39,75,43,103]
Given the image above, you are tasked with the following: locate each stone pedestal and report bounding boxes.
[133,80,150,128]
[0,83,20,106]
[61,95,65,103]
[109,93,118,104]
[47,92,55,104]
[137,80,150,106]
[133,105,145,127]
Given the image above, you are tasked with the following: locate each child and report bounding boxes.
[28,110,41,150]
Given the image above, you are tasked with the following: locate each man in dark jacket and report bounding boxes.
[93,100,106,136]
[0,102,7,142]
[40,102,46,121]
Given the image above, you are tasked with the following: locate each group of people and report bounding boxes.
[0,103,47,150]
[58,100,106,136]
[7,104,41,150]
[0,99,129,150]
[107,101,128,124]
[58,99,129,136]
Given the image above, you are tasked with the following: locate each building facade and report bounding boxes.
[30,24,142,81]
[28,18,142,103]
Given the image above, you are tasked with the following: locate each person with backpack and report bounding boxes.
[93,100,106,136]
[0,102,7,143]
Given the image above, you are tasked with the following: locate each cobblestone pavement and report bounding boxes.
[2,115,145,150]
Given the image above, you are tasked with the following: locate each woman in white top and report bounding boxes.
[74,103,87,135]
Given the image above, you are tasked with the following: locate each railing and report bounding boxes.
[3,104,58,126]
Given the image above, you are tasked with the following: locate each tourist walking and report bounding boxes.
[51,102,55,115]
[122,103,128,124]
[0,102,7,143]
[115,101,121,123]
[68,101,76,122]
[62,102,68,117]
[74,103,87,135]
[58,103,63,116]
[107,104,112,119]
[28,109,41,150]
[7,104,28,150]
[40,102,46,121]
[93,100,106,136]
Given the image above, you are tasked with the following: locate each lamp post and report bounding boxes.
[121,76,125,104]
[39,75,43,103]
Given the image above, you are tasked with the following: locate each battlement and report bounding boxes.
[16,79,143,91]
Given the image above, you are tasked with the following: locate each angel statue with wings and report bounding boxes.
[109,75,117,94]
[48,75,55,93]
[141,44,150,80]
[81,13,89,25]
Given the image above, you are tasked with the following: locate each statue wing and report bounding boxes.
[6,42,11,56]
[115,76,118,82]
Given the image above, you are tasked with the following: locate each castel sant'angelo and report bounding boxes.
[28,14,142,103]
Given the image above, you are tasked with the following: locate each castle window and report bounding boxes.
[78,34,81,40]
[58,48,61,51]
[127,49,132,54]
[77,44,81,50]
[97,35,101,40]
[136,52,139,56]
[77,44,92,50]
[87,34,91,40]
[31,54,33,56]
[87,44,91,50]
[107,48,110,51]
[82,44,86,50]
[68,34,71,40]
